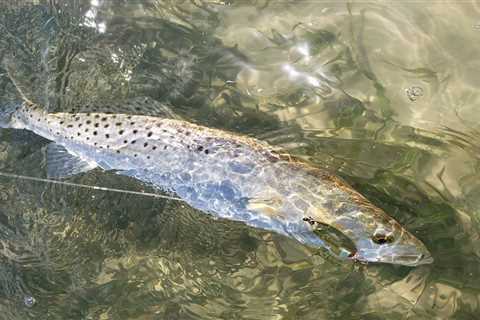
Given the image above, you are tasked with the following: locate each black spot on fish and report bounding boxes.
[164,145,167,150]
[116,150,120,153]
[133,130,138,134]
[115,122,122,126]
[94,123,99,128]
[123,140,128,143]
[119,130,124,135]
[186,132,191,136]
[85,128,89,132]
[86,120,91,124]
[93,131,98,135]
[134,154,138,157]
[60,121,64,125]
[101,117,107,121]
[197,146,204,151]
[144,142,148,147]
[147,132,153,137]
[78,123,82,127]
[204,149,210,154]
[147,156,151,159]
[105,134,110,138]
[130,122,135,125]
[131,140,136,144]
[152,146,157,150]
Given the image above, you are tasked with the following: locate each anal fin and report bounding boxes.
[45,143,97,179]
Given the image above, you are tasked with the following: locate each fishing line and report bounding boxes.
[0,171,185,202]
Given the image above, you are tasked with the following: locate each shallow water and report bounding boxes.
[0,0,479,319]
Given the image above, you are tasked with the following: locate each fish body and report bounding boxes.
[2,101,433,266]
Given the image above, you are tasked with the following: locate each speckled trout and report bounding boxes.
[0,98,433,266]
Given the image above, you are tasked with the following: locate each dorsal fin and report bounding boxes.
[63,97,183,120]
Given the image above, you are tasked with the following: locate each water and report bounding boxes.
[0,1,479,319]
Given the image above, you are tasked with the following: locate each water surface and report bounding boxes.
[0,1,479,319]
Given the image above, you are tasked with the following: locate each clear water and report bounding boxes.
[1,1,479,319]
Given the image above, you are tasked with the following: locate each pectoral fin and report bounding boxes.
[45,143,97,179]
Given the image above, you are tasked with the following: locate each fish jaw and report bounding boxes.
[352,242,434,267]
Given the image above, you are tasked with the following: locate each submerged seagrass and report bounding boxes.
[0,97,433,266]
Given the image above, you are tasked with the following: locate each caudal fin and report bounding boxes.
[2,56,37,105]
[0,5,57,110]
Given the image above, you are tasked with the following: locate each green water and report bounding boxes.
[0,1,479,319]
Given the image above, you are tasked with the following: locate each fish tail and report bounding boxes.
[3,57,35,106]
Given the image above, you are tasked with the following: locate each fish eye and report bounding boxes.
[371,233,394,245]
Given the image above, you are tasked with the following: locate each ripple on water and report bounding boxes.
[0,1,479,319]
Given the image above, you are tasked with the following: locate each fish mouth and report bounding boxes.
[352,248,434,267]
[417,254,434,265]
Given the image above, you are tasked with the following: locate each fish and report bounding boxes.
[0,99,434,267]
[0,94,433,267]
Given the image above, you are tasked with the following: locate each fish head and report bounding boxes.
[326,210,434,267]
[292,171,433,266]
